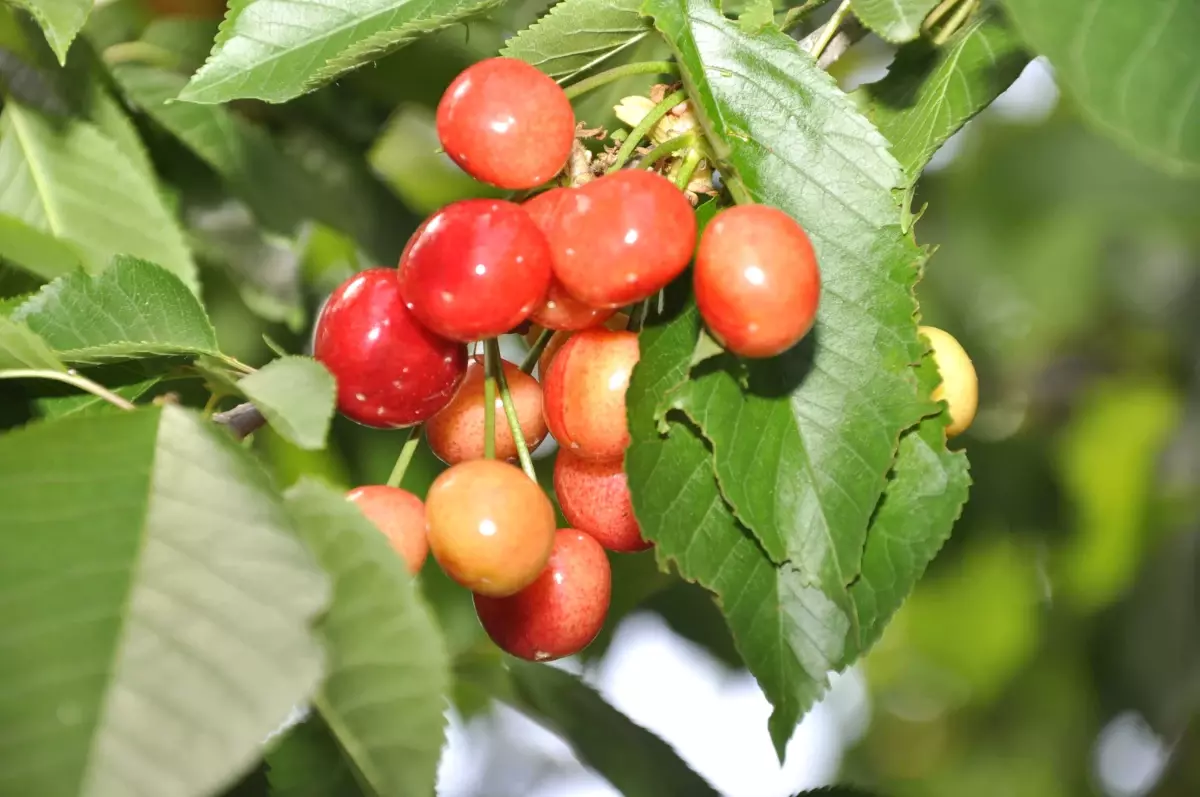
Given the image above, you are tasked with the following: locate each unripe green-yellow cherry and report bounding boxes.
[920,325,978,438]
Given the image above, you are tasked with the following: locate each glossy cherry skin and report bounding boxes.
[554,450,649,553]
[526,312,629,378]
[346,486,429,574]
[399,199,553,342]
[425,459,556,597]
[694,204,820,358]
[524,189,616,331]
[921,326,978,438]
[426,357,548,465]
[314,269,467,428]
[437,57,576,190]
[542,171,697,308]
[474,528,611,661]
[542,329,639,461]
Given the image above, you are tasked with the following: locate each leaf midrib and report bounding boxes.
[8,107,66,241]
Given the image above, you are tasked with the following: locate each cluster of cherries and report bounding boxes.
[313,57,823,662]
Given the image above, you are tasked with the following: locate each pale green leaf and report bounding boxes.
[238,357,335,450]
[0,405,329,797]
[500,0,651,82]
[11,254,219,364]
[0,100,199,292]
[1002,0,1200,174]
[179,0,506,104]
[282,478,449,797]
[10,0,92,63]
[0,312,63,369]
[850,0,938,43]
[737,0,774,33]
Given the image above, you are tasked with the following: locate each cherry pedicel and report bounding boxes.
[399,198,553,342]
[554,449,650,553]
[346,485,429,574]
[694,204,821,358]
[314,268,467,428]
[542,170,696,308]
[437,57,576,190]
[542,328,639,461]
[474,528,612,661]
[524,188,615,331]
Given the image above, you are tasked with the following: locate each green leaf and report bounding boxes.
[1001,0,1200,174]
[11,254,219,364]
[0,313,63,369]
[861,11,1029,182]
[10,0,92,63]
[793,788,884,797]
[268,714,370,797]
[283,478,450,797]
[504,660,721,797]
[179,0,506,105]
[0,100,199,292]
[0,405,329,797]
[35,377,160,419]
[238,357,335,451]
[850,0,938,43]
[737,0,775,33]
[0,215,80,281]
[500,0,652,81]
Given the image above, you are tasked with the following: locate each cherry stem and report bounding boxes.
[521,328,553,374]
[0,368,135,410]
[608,89,687,174]
[674,147,703,190]
[724,173,755,206]
[627,300,650,332]
[808,0,853,62]
[781,0,834,33]
[386,426,422,488]
[483,342,498,460]
[637,133,696,170]
[931,0,977,45]
[562,61,679,101]
[487,338,537,481]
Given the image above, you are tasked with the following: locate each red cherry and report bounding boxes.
[524,189,616,331]
[436,57,575,190]
[346,486,429,574]
[474,528,611,661]
[426,357,548,465]
[542,328,639,461]
[542,170,696,308]
[314,269,467,428]
[554,449,649,553]
[398,199,553,342]
[694,205,820,358]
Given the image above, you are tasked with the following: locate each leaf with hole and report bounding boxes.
[0,405,328,797]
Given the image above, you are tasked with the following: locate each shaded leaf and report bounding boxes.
[180,0,506,104]
[505,660,721,797]
[35,377,160,419]
[0,100,198,292]
[11,0,92,63]
[501,0,652,82]
[283,478,450,797]
[238,357,335,450]
[850,0,938,43]
[0,312,63,369]
[0,405,328,797]
[11,255,219,363]
[268,713,370,797]
[861,11,1029,182]
[0,214,81,281]
[1002,0,1200,174]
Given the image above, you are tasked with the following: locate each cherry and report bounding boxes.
[473,528,611,661]
[399,199,553,342]
[426,356,548,465]
[436,57,575,190]
[525,312,629,378]
[693,204,820,358]
[524,189,616,331]
[541,170,697,308]
[314,268,467,428]
[542,328,639,461]
[425,459,556,597]
[346,485,429,574]
[554,449,649,553]
[920,326,978,438]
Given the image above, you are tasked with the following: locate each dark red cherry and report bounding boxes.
[543,170,696,308]
[398,199,553,342]
[314,268,467,428]
[524,188,616,331]
[436,57,576,190]
[694,204,820,358]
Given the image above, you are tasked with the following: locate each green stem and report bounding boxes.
[0,369,135,410]
[483,342,498,460]
[521,328,554,374]
[626,300,650,332]
[386,427,422,488]
[638,133,697,170]
[608,90,687,174]
[488,339,537,480]
[724,173,754,206]
[781,0,833,33]
[674,147,703,190]
[563,61,678,100]
[932,0,977,45]
[808,0,853,61]
[922,0,960,31]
